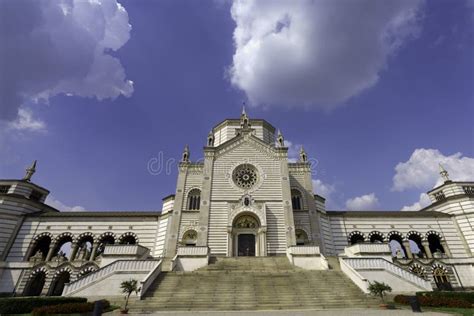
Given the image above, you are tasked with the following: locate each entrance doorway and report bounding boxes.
[238,234,255,256]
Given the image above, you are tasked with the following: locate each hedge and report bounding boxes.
[31,300,110,316]
[0,297,87,314]
[394,294,472,309]
[416,291,474,304]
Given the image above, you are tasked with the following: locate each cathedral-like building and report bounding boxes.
[0,111,473,303]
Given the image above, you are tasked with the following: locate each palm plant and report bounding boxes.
[368,281,392,303]
[120,279,140,312]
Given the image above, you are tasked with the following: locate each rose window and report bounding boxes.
[232,164,258,189]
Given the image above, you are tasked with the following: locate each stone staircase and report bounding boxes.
[129,256,376,312]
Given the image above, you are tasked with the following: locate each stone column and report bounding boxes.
[279,149,296,247]
[45,244,56,262]
[90,243,99,261]
[227,227,233,257]
[422,241,433,258]
[441,241,452,257]
[163,162,189,261]
[24,242,37,261]
[402,241,413,259]
[197,149,215,246]
[69,243,79,261]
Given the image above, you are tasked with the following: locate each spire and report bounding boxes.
[299,146,307,163]
[207,130,215,147]
[23,160,37,181]
[277,129,284,147]
[181,145,190,162]
[439,163,450,182]
[240,103,250,129]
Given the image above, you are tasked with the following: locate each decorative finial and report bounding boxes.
[23,160,37,181]
[242,103,246,116]
[439,163,450,182]
[207,130,215,147]
[240,104,250,129]
[277,129,284,147]
[299,146,307,163]
[182,145,190,162]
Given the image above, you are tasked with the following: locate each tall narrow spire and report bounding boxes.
[23,160,37,181]
[181,145,190,162]
[439,163,450,182]
[240,103,250,129]
[277,129,284,147]
[299,146,307,163]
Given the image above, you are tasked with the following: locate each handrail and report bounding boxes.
[63,260,159,296]
[343,257,432,290]
[339,257,369,293]
[139,260,162,298]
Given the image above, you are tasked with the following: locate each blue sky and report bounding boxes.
[0,0,473,212]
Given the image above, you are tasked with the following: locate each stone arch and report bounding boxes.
[291,188,304,210]
[26,232,53,261]
[426,231,445,255]
[368,231,385,243]
[409,264,426,278]
[295,228,309,245]
[233,214,260,228]
[432,264,452,290]
[50,232,75,261]
[406,231,425,258]
[181,229,198,246]
[75,232,95,261]
[347,231,365,245]
[78,265,98,278]
[95,232,116,258]
[387,231,406,257]
[231,212,264,257]
[98,232,116,242]
[48,267,72,296]
[186,188,201,210]
[23,267,48,296]
[118,232,139,245]
[77,232,96,244]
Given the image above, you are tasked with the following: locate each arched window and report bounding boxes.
[51,233,74,261]
[27,233,52,261]
[407,231,425,258]
[348,231,365,245]
[427,231,445,255]
[295,229,309,246]
[23,270,47,296]
[291,189,303,210]
[76,233,94,261]
[187,189,201,210]
[182,230,198,246]
[95,233,115,258]
[368,231,384,243]
[119,232,138,245]
[432,265,452,291]
[388,231,406,258]
[48,270,71,296]
[410,264,426,278]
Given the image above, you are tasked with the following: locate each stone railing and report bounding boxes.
[139,260,163,298]
[342,257,432,291]
[63,260,159,296]
[287,246,320,256]
[177,246,209,256]
[345,243,391,257]
[339,257,369,293]
[103,244,150,257]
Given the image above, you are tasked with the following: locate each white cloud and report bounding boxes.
[345,193,379,210]
[7,108,46,132]
[392,148,474,191]
[229,0,424,109]
[0,0,133,122]
[46,195,86,212]
[284,140,301,162]
[401,193,431,211]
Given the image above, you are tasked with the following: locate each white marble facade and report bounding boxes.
[0,112,473,297]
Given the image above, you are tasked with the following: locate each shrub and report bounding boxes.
[32,302,94,316]
[0,297,87,314]
[417,291,474,304]
[394,294,472,309]
[368,281,392,303]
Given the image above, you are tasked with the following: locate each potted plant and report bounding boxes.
[368,281,392,309]
[120,279,140,314]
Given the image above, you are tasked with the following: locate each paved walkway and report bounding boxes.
[120,308,452,316]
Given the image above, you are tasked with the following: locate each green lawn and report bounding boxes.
[423,306,474,316]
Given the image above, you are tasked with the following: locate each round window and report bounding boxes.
[232,164,258,190]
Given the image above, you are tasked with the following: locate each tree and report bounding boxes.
[120,279,140,312]
[368,281,392,303]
